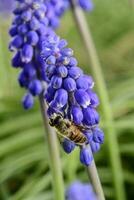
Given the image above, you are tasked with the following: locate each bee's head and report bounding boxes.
[49,114,63,127]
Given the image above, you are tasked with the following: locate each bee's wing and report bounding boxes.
[56,130,69,143]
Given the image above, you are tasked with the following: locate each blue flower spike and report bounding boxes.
[9,0,102,167]
[41,34,104,166]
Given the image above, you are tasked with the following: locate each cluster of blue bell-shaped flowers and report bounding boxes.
[40,34,104,166]
[9,0,51,109]
[9,0,103,166]
[9,0,94,110]
[66,181,98,200]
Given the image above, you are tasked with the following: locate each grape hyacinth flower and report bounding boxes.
[66,181,98,200]
[9,0,53,109]
[41,33,104,166]
[9,0,94,109]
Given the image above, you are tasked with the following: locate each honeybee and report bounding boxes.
[49,114,87,146]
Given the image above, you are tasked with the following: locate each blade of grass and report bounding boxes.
[70,1,126,200]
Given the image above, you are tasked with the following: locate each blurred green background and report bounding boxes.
[0,0,134,199]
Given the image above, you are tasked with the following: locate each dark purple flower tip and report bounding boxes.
[79,0,94,11]
[9,26,18,37]
[74,89,90,108]
[76,76,89,90]
[56,66,68,78]
[92,127,104,144]
[69,57,78,67]
[61,48,73,57]
[12,51,23,68]
[46,55,56,65]
[9,35,24,51]
[21,44,33,63]
[29,16,40,30]
[26,31,39,46]
[86,89,100,108]
[62,138,75,154]
[29,79,42,96]
[51,75,62,89]
[21,9,32,22]
[83,107,100,126]
[83,75,94,88]
[58,39,68,49]
[83,130,93,143]
[13,15,23,25]
[63,77,76,92]
[54,88,68,108]
[23,63,36,77]
[90,141,101,153]
[68,66,83,80]
[45,85,56,103]
[18,24,28,35]
[70,106,83,125]
[22,93,34,110]
[18,71,29,88]
[46,65,56,78]
[80,146,93,166]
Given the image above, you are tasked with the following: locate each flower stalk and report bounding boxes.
[70,1,126,200]
[39,93,64,200]
[86,145,105,200]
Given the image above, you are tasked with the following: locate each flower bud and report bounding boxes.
[80,146,93,166]
[61,48,73,57]
[70,106,83,125]
[46,55,56,65]
[86,89,99,107]
[18,24,28,35]
[76,76,89,90]
[57,66,68,78]
[62,139,75,154]
[9,35,24,51]
[30,16,40,30]
[22,93,34,110]
[63,77,76,92]
[21,9,32,21]
[21,44,33,63]
[69,57,78,67]
[9,26,18,37]
[92,127,104,144]
[74,89,90,108]
[45,86,56,103]
[12,51,23,68]
[29,79,42,96]
[26,31,39,46]
[54,89,68,108]
[68,66,83,79]
[83,107,100,126]
[90,141,101,153]
[46,65,56,79]
[51,75,62,89]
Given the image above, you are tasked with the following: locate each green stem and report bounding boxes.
[71,1,126,200]
[86,146,105,200]
[39,94,64,200]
